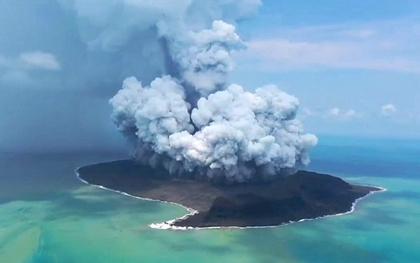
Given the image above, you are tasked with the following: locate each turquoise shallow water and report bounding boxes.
[1,136,420,263]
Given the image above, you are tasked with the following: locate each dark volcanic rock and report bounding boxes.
[77,160,381,228]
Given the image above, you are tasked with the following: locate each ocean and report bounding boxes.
[0,136,419,263]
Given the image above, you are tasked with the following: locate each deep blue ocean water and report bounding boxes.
[0,136,419,263]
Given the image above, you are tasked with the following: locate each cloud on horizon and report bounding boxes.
[300,107,358,120]
[381,104,397,116]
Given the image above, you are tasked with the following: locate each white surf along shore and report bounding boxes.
[75,165,386,231]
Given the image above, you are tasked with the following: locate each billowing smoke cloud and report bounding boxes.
[61,0,317,183]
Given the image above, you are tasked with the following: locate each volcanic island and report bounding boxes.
[76,160,382,229]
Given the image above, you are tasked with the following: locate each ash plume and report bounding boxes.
[63,0,317,183]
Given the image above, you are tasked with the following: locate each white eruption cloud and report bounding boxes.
[159,20,243,96]
[64,0,317,183]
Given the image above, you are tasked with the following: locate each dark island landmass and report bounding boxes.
[76,160,382,229]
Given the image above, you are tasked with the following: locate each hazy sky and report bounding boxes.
[0,0,419,153]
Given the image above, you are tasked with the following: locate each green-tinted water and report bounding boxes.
[1,137,419,262]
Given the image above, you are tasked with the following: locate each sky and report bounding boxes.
[232,0,420,137]
[0,0,419,153]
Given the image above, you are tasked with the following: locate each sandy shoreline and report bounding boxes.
[74,161,386,231]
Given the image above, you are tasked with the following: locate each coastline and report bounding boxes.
[151,184,387,231]
[74,162,386,231]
